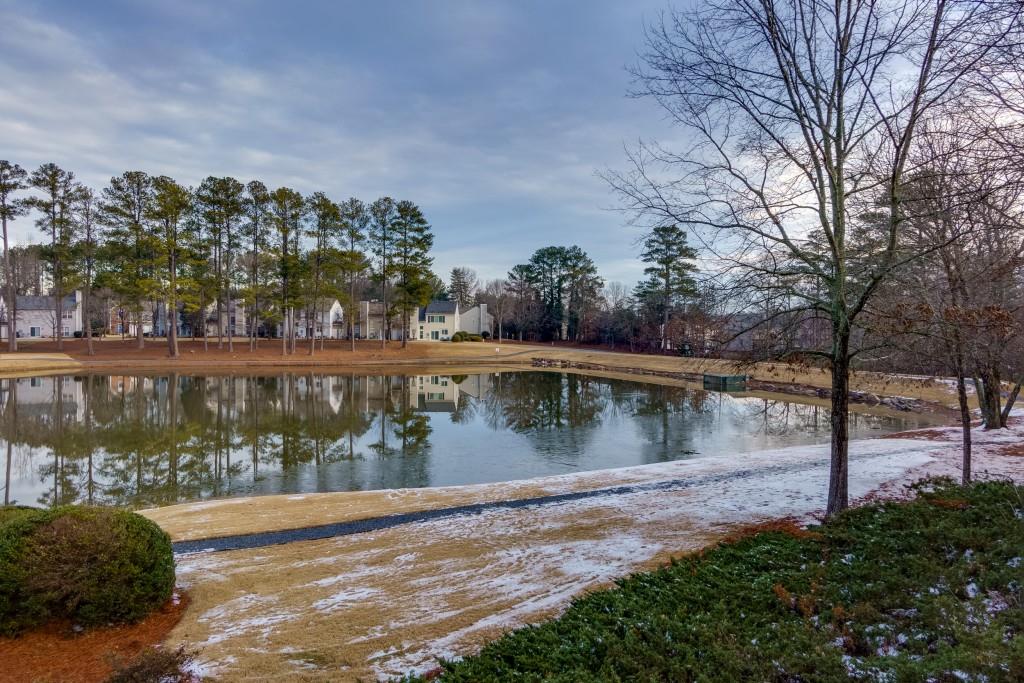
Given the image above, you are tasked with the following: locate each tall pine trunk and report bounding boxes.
[2,215,15,352]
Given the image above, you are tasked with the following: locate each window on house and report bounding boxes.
[61,309,73,319]
[427,315,446,323]
[427,392,445,401]
[30,326,40,337]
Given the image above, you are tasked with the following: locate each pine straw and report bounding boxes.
[0,592,190,683]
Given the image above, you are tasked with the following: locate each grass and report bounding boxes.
[407,479,1024,682]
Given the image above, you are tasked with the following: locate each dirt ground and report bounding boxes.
[0,593,190,683]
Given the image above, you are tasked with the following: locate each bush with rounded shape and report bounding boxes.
[450,331,467,342]
[467,334,483,342]
[0,505,174,635]
[481,331,490,339]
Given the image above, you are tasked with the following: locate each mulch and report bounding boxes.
[0,592,190,683]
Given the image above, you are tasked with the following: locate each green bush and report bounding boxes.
[467,334,483,342]
[450,331,467,342]
[405,480,1024,682]
[0,505,175,635]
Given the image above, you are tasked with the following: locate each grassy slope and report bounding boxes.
[409,480,1024,682]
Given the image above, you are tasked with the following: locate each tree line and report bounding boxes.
[0,163,437,357]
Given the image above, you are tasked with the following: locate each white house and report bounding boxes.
[0,291,83,339]
[356,300,418,340]
[414,301,493,340]
[290,300,344,339]
[459,303,493,336]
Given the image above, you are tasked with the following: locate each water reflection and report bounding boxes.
[0,372,937,509]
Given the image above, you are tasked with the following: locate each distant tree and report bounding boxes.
[479,279,510,340]
[269,187,305,355]
[0,161,28,351]
[305,192,342,355]
[424,271,449,301]
[99,171,157,349]
[506,264,537,341]
[638,224,698,350]
[242,181,271,350]
[74,187,101,356]
[561,246,603,342]
[195,177,245,351]
[393,200,435,347]
[368,197,398,348]
[448,267,478,310]
[26,163,80,350]
[148,177,193,358]
[337,197,370,351]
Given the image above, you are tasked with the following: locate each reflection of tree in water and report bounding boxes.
[483,372,604,458]
[0,374,393,508]
[631,383,713,460]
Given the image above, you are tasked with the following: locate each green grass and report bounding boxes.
[406,479,1024,682]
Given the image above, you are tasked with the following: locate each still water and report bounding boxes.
[0,372,939,509]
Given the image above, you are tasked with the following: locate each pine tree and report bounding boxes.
[639,224,698,350]
[448,267,477,310]
[368,197,397,348]
[393,200,434,347]
[147,176,193,358]
[243,181,271,350]
[0,161,28,351]
[99,171,157,349]
[338,197,370,351]
[269,187,305,355]
[27,164,81,350]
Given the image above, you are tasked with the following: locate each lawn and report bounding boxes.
[409,479,1024,682]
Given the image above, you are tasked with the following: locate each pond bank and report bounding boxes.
[155,420,1024,681]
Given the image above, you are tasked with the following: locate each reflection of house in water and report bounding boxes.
[410,374,494,412]
[0,375,84,422]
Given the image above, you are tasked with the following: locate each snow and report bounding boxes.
[173,416,1024,681]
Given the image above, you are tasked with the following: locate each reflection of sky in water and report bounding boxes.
[0,372,942,509]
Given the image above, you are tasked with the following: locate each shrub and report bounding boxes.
[105,646,197,683]
[467,334,483,342]
[450,331,467,342]
[0,505,175,635]
[481,331,490,339]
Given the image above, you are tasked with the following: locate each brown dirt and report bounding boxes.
[0,593,190,683]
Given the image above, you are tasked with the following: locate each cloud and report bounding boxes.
[0,0,677,282]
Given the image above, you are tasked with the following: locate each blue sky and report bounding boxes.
[0,0,679,286]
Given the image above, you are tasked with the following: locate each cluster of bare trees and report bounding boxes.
[606,0,1023,515]
[0,163,436,357]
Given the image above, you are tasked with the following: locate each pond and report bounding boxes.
[0,371,941,509]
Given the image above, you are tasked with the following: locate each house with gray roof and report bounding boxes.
[0,291,83,340]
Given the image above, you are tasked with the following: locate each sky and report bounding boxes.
[0,0,681,286]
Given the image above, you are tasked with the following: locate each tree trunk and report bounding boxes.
[350,279,357,352]
[84,278,94,356]
[136,309,145,349]
[979,368,1003,429]
[2,216,15,352]
[825,332,850,518]
[1000,378,1021,425]
[956,368,972,485]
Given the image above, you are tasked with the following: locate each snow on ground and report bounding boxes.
[170,420,1024,682]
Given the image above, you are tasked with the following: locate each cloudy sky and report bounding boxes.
[0,0,680,285]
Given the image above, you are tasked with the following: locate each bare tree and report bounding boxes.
[607,0,1009,516]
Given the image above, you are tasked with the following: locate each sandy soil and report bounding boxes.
[152,424,1024,683]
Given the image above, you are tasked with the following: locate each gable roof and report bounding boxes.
[425,300,458,314]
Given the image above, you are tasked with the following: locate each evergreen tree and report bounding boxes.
[0,161,28,351]
[638,224,698,350]
[305,192,342,355]
[393,200,434,347]
[147,177,194,358]
[448,267,477,310]
[269,187,305,355]
[337,197,370,351]
[74,187,101,356]
[26,163,81,350]
[368,196,397,348]
[195,177,245,350]
[243,181,271,350]
[99,171,157,349]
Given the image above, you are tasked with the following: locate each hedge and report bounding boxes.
[0,505,175,635]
